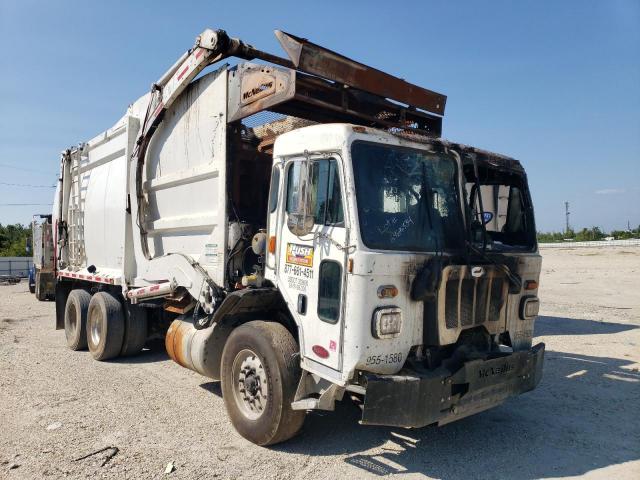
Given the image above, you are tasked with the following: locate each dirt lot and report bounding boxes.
[1,247,639,479]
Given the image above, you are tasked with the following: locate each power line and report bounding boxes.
[0,182,56,188]
[0,163,55,174]
[0,203,53,206]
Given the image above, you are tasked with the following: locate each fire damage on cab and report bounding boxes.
[358,140,544,428]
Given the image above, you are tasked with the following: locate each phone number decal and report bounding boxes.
[283,263,314,279]
[287,276,308,292]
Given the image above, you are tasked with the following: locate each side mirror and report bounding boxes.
[288,212,315,236]
[287,160,315,236]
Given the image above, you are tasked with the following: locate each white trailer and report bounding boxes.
[53,28,544,445]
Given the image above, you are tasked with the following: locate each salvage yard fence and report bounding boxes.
[0,257,32,278]
[539,239,640,249]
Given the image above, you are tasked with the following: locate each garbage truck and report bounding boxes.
[29,214,55,300]
[52,27,544,445]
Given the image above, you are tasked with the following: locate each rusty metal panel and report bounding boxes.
[227,63,296,122]
[228,62,442,136]
[275,30,446,116]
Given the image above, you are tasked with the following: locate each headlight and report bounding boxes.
[372,307,402,338]
[520,296,540,320]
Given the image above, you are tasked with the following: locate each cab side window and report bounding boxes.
[318,260,342,323]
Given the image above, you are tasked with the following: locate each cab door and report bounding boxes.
[276,156,347,371]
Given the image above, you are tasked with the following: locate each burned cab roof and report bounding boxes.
[448,142,524,174]
[385,131,525,174]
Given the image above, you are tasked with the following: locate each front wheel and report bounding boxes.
[221,321,305,446]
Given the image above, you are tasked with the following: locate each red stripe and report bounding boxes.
[150,285,160,292]
[152,102,164,118]
[195,48,205,59]
[95,276,102,282]
[177,65,189,81]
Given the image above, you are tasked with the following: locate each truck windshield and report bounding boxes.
[351,141,465,252]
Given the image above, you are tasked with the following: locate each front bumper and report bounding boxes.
[361,342,544,428]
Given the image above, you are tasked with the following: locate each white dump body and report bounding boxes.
[32,220,44,269]
[55,68,229,292]
[31,218,54,272]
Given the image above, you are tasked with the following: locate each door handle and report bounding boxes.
[297,294,307,315]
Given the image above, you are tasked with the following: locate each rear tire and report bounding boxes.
[120,304,148,356]
[35,272,46,301]
[87,292,125,361]
[221,321,305,446]
[64,289,91,351]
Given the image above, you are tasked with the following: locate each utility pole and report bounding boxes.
[565,201,570,235]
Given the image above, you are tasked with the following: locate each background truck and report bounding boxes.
[52,27,544,445]
[29,214,55,300]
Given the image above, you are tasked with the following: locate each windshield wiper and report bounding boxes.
[466,241,522,291]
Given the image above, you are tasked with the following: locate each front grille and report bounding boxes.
[475,277,489,324]
[444,268,506,329]
[460,279,475,326]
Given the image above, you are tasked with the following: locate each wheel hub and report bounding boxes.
[232,350,268,419]
[90,309,102,346]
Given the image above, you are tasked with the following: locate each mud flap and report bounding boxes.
[361,343,545,428]
[54,282,70,330]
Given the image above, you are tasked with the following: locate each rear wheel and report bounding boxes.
[87,292,125,361]
[221,321,305,446]
[64,289,91,350]
[35,272,46,301]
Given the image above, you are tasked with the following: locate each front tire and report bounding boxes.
[221,321,305,446]
[64,289,91,350]
[87,292,125,361]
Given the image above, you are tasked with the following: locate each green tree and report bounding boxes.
[574,226,605,241]
[0,223,31,257]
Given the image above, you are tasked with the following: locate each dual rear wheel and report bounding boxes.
[64,289,147,360]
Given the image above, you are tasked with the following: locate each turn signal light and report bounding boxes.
[524,280,538,290]
[377,285,398,298]
[268,235,276,254]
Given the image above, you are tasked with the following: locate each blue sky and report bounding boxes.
[1,0,638,232]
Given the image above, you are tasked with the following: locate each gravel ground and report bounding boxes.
[1,247,639,479]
